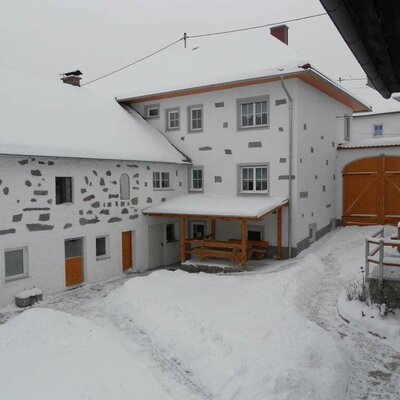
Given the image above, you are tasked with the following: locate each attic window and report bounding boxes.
[373,124,383,137]
[144,104,160,119]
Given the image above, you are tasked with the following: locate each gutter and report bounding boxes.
[280,76,293,258]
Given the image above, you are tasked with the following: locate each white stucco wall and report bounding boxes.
[293,79,352,249]
[132,80,296,250]
[352,112,400,141]
[0,155,187,307]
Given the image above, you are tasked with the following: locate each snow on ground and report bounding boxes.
[0,308,172,400]
[1,226,399,400]
[105,254,349,400]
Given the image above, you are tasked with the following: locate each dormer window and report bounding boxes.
[144,104,160,119]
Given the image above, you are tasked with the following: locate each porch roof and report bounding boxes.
[143,194,288,220]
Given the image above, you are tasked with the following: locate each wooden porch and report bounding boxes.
[146,200,287,268]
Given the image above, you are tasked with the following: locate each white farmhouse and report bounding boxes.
[0,67,189,306]
[1,25,399,307]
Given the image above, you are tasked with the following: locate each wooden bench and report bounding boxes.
[188,239,244,264]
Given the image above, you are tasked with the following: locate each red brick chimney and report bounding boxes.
[270,24,289,45]
[60,70,82,87]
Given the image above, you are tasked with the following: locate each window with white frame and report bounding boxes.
[166,108,180,130]
[238,97,268,129]
[190,167,203,191]
[373,124,383,137]
[239,165,268,193]
[153,172,171,189]
[120,173,130,200]
[344,116,351,141]
[144,104,159,119]
[188,105,203,132]
[5,247,27,280]
[96,236,109,260]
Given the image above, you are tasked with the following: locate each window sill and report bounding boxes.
[153,188,175,192]
[166,127,180,132]
[238,125,269,131]
[188,129,203,134]
[5,274,29,283]
[56,202,74,206]
[189,188,204,193]
[96,255,110,261]
[238,191,269,196]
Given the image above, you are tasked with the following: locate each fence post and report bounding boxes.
[379,238,384,285]
[365,238,369,280]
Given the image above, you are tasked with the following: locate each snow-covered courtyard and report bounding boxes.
[1,226,400,400]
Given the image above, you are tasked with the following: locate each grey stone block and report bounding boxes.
[214,176,222,183]
[215,102,224,107]
[100,209,110,215]
[23,207,50,211]
[3,187,9,195]
[275,99,287,106]
[83,194,95,202]
[147,197,152,203]
[33,190,48,196]
[248,141,262,148]
[108,217,122,223]
[31,170,41,176]
[79,217,99,225]
[26,223,54,231]
[18,159,29,165]
[0,229,16,235]
[299,191,308,199]
[12,214,22,222]
[278,175,295,180]
[25,180,32,187]
[224,149,232,155]
[121,208,129,214]
[129,214,139,220]
[199,146,212,151]
[64,223,73,229]
[91,201,100,208]
[279,158,287,163]
[38,213,50,221]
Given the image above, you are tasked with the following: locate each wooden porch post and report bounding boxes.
[241,220,248,268]
[277,207,283,259]
[211,219,216,240]
[180,217,187,263]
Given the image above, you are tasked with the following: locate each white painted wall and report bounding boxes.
[0,155,187,307]
[352,112,400,141]
[133,80,296,250]
[294,79,352,248]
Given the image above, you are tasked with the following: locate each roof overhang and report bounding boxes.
[118,69,370,112]
[320,0,400,99]
[143,194,288,222]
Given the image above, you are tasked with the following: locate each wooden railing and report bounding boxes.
[365,226,400,284]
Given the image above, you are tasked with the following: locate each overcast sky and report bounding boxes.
[1,0,399,112]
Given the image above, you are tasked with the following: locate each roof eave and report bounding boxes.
[320,0,392,99]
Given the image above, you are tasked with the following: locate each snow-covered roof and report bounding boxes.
[89,30,307,100]
[0,67,189,164]
[338,137,400,150]
[144,194,288,219]
[88,30,369,112]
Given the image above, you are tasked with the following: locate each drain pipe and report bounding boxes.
[280,76,293,258]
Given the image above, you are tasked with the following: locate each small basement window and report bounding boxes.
[56,177,73,204]
[373,124,383,137]
[166,224,175,243]
[96,236,109,259]
[5,248,27,280]
[144,104,160,119]
[153,172,171,189]
[309,224,317,244]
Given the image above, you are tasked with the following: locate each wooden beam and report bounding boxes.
[211,219,216,240]
[277,206,283,260]
[180,217,187,263]
[241,220,247,268]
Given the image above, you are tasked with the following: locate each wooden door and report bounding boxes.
[148,224,164,269]
[65,238,84,287]
[343,157,400,225]
[122,231,133,271]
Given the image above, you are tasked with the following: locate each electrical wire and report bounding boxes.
[82,37,184,86]
[82,12,327,86]
[187,12,327,38]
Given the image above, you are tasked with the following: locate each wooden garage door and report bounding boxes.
[343,157,400,225]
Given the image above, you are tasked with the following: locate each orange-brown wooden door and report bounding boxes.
[122,231,133,271]
[65,238,84,287]
[343,157,400,226]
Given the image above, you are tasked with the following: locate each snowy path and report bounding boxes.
[305,230,400,400]
[0,275,214,400]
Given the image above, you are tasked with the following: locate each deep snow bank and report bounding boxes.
[106,254,349,400]
[0,308,171,400]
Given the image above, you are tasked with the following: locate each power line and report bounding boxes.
[83,12,327,86]
[187,12,327,39]
[82,37,183,86]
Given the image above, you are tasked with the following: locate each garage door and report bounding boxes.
[343,157,400,226]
